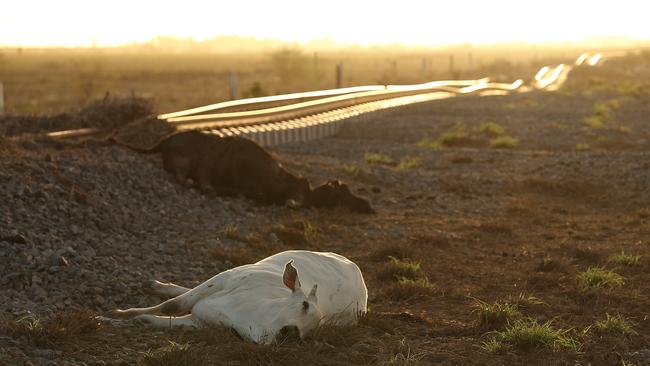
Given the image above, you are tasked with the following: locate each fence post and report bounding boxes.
[335,63,343,89]
[0,83,4,116]
[229,72,238,100]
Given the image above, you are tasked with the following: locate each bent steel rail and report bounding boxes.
[46,52,608,144]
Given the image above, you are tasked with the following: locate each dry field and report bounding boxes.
[0,46,574,116]
[1,52,650,365]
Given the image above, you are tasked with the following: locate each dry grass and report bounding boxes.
[368,242,418,262]
[2,310,100,347]
[164,311,429,365]
[384,277,437,302]
[142,341,208,366]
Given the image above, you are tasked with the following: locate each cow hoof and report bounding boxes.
[143,280,161,295]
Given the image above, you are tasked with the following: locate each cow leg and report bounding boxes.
[195,163,214,194]
[107,271,230,319]
[134,314,198,328]
[145,280,191,298]
[163,155,193,187]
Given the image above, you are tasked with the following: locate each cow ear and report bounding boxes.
[283,260,298,291]
[308,284,318,302]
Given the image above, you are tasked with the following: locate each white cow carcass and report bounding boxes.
[106,250,368,344]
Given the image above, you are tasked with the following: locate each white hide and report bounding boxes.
[108,250,368,344]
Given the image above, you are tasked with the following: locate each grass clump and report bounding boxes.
[398,156,422,169]
[385,277,437,301]
[4,310,99,347]
[419,124,477,149]
[478,122,506,137]
[479,337,507,354]
[576,143,591,151]
[512,292,545,308]
[342,163,360,176]
[609,250,641,266]
[143,341,208,366]
[577,266,625,291]
[498,318,579,351]
[219,224,239,239]
[594,314,637,335]
[364,152,394,165]
[489,135,519,149]
[378,256,421,281]
[583,115,606,129]
[472,298,521,328]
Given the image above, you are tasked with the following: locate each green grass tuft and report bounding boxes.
[378,256,422,281]
[609,250,641,266]
[577,266,625,291]
[364,152,395,165]
[489,136,519,148]
[479,337,506,354]
[472,298,521,328]
[219,224,239,239]
[498,318,579,351]
[594,313,637,335]
[343,164,360,176]
[478,122,506,137]
[398,156,422,169]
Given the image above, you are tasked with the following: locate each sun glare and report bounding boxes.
[1,0,649,47]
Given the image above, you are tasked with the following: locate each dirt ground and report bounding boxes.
[1,54,649,365]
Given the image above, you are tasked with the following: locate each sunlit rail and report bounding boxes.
[46,51,607,143]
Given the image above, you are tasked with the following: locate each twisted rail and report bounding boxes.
[47,52,610,144]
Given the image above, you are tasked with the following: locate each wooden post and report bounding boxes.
[0,83,4,116]
[468,52,474,71]
[335,63,343,88]
[229,72,238,100]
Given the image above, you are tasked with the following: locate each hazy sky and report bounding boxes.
[2,0,649,47]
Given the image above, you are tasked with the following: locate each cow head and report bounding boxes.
[271,260,323,341]
[303,180,375,214]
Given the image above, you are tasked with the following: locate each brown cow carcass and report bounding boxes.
[116,131,310,205]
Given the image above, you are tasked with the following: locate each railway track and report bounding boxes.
[46,52,609,145]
